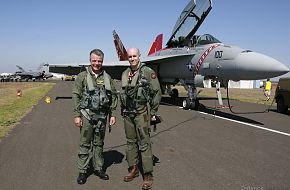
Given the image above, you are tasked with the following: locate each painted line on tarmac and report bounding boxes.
[198,111,290,137]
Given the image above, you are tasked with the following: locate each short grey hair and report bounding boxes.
[90,49,104,59]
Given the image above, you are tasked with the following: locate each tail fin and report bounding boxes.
[148,34,163,56]
[16,65,25,72]
[37,62,46,72]
[113,30,128,61]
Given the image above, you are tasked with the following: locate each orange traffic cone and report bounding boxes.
[16,89,22,97]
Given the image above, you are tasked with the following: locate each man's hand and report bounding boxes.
[150,115,156,122]
[74,117,83,128]
[150,114,162,126]
[109,116,116,126]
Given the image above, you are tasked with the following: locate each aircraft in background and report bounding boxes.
[0,73,13,82]
[49,0,289,110]
[112,0,288,109]
[15,63,53,81]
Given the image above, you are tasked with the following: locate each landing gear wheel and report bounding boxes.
[277,97,288,114]
[194,99,199,110]
[182,98,199,110]
[170,88,179,99]
[182,98,191,110]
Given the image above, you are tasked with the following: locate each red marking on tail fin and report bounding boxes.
[113,30,128,61]
[148,34,163,56]
[148,42,157,56]
[155,34,163,51]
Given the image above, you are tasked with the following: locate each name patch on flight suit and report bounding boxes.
[97,80,104,85]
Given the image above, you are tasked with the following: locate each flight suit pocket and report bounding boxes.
[143,114,149,122]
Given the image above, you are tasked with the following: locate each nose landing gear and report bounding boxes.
[182,85,199,110]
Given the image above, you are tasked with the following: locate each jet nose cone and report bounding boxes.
[235,52,289,80]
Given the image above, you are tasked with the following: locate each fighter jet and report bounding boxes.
[111,0,289,109]
[49,0,289,110]
[15,64,53,81]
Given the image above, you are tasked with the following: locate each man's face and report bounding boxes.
[128,48,140,68]
[90,53,103,73]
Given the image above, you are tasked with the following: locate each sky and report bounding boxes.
[0,0,290,77]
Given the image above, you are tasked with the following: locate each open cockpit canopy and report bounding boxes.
[166,0,212,48]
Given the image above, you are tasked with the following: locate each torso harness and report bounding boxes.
[79,69,112,130]
[120,65,151,115]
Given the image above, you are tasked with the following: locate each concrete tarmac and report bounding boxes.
[0,81,289,190]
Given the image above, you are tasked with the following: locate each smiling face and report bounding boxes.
[127,48,141,70]
[90,53,103,74]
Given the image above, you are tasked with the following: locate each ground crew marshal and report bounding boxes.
[120,47,161,190]
[72,49,118,184]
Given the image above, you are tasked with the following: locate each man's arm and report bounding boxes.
[146,67,161,116]
[72,72,85,118]
[109,77,118,117]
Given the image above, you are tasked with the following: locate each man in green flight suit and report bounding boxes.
[72,49,118,184]
[120,47,161,190]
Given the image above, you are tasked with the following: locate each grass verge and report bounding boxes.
[0,82,55,140]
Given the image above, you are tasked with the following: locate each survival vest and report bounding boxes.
[79,68,112,119]
[120,64,151,114]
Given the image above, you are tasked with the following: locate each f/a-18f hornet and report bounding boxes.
[49,0,289,109]
[112,0,289,109]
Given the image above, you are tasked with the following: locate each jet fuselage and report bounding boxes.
[147,42,288,84]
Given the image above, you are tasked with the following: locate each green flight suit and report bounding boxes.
[120,63,161,174]
[72,66,118,174]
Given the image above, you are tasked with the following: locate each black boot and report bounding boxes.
[94,170,109,180]
[77,173,87,185]
[142,173,153,190]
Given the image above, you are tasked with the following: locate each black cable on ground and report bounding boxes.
[226,87,275,114]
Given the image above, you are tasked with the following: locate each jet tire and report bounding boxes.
[276,97,288,114]
[170,88,179,99]
[182,98,191,110]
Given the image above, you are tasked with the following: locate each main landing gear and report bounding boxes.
[167,85,179,100]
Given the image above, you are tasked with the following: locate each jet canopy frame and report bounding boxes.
[195,34,221,45]
[166,0,212,48]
